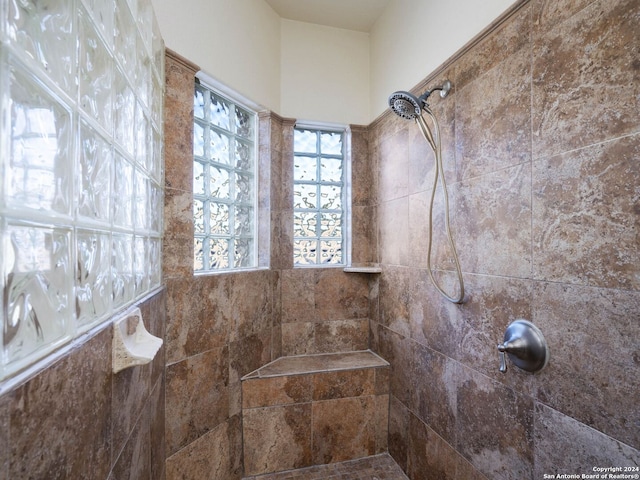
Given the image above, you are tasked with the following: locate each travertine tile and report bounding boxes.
[312,369,375,401]
[407,414,458,480]
[379,127,409,202]
[242,453,408,480]
[532,281,640,449]
[532,0,640,158]
[165,347,230,456]
[311,397,378,465]
[456,365,533,480]
[533,403,640,476]
[532,134,640,290]
[455,48,531,181]
[243,404,312,476]
[110,407,151,480]
[313,319,368,353]
[9,329,112,480]
[410,343,457,445]
[243,375,312,409]
[166,420,234,480]
[378,197,410,266]
[314,269,370,321]
[453,163,532,278]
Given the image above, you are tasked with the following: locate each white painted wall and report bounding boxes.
[150,0,281,112]
[280,20,370,125]
[369,0,517,120]
[150,0,517,124]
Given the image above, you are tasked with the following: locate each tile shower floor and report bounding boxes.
[243,453,409,480]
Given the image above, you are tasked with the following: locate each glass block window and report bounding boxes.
[193,81,257,272]
[293,127,346,266]
[0,0,165,381]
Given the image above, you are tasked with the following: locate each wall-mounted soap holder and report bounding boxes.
[113,307,163,374]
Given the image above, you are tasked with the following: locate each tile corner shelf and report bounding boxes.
[343,264,382,274]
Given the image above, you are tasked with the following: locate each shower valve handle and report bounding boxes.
[497,320,549,374]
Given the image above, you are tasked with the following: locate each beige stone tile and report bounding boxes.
[166,421,233,480]
[8,329,112,480]
[243,375,312,409]
[455,365,533,480]
[455,48,531,181]
[532,281,640,449]
[532,0,640,158]
[311,397,378,465]
[311,369,375,401]
[165,347,229,456]
[532,134,640,290]
[243,404,312,476]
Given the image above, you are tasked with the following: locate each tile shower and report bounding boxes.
[0,1,639,480]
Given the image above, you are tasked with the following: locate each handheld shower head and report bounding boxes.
[388,91,422,120]
[388,80,453,120]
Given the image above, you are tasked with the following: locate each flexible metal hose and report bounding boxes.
[415,109,465,304]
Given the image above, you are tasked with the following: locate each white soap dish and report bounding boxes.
[112,307,163,374]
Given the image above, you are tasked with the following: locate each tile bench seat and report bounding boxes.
[241,350,390,477]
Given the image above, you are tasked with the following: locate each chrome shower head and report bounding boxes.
[388,80,453,120]
[388,91,422,120]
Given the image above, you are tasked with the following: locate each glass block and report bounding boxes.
[294,129,317,153]
[79,11,113,133]
[209,238,229,269]
[210,129,230,164]
[7,63,72,215]
[133,236,148,295]
[114,0,136,82]
[235,140,252,171]
[234,172,253,204]
[233,238,254,268]
[320,158,342,183]
[134,170,149,230]
[194,122,205,157]
[193,161,205,195]
[78,121,112,222]
[151,13,164,80]
[135,102,149,169]
[293,240,317,265]
[151,127,163,182]
[320,213,342,237]
[152,71,163,124]
[234,206,253,236]
[210,94,230,129]
[209,202,229,235]
[194,237,204,272]
[193,199,204,234]
[81,0,114,48]
[294,156,317,182]
[294,211,317,237]
[235,106,253,138]
[135,40,151,108]
[194,87,205,120]
[136,0,154,52]
[148,236,161,288]
[319,240,342,264]
[148,181,162,233]
[2,223,72,366]
[320,132,343,155]
[114,70,135,155]
[112,154,134,228]
[111,233,134,308]
[210,166,230,199]
[6,0,76,94]
[320,185,342,210]
[294,184,317,209]
[76,230,111,329]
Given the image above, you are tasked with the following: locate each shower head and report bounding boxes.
[388,80,453,120]
[388,91,422,120]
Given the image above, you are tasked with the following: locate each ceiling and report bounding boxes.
[263,0,392,32]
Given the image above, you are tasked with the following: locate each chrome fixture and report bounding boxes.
[498,319,549,373]
[388,80,464,304]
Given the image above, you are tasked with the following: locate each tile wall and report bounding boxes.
[370,0,640,478]
[162,51,378,479]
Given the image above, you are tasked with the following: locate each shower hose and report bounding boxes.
[415,108,465,304]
